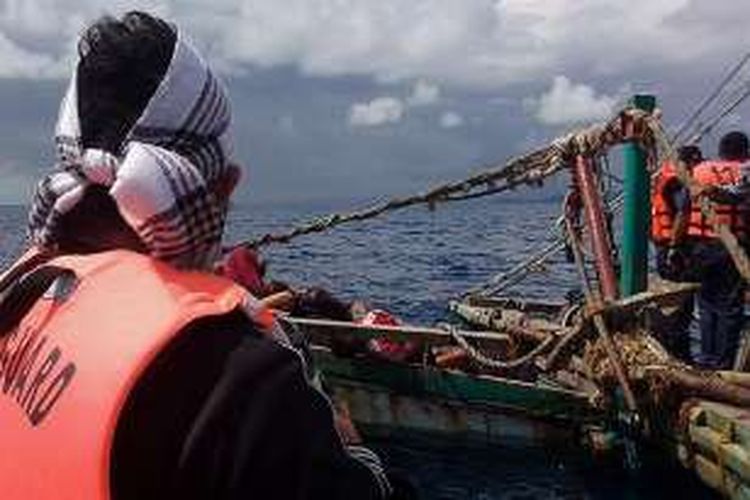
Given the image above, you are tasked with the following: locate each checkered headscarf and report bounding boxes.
[28,28,234,269]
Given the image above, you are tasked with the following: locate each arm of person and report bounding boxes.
[668,184,691,246]
[703,184,750,204]
[692,163,750,204]
[259,289,297,311]
[173,333,391,500]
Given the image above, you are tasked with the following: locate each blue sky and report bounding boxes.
[0,0,749,204]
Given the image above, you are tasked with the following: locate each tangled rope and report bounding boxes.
[446,324,556,370]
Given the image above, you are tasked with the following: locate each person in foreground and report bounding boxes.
[0,11,398,500]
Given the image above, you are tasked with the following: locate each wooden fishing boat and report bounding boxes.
[256,97,750,497]
[281,280,750,498]
[279,278,700,450]
[281,316,604,446]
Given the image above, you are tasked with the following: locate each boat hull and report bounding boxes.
[314,348,602,445]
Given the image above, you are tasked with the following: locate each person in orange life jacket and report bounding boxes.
[688,131,750,369]
[18,11,402,500]
[651,145,703,362]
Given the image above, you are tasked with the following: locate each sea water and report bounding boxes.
[0,199,716,499]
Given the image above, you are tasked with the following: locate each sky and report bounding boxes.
[0,0,749,204]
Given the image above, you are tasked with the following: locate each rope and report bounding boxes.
[463,239,565,298]
[685,78,750,145]
[446,324,556,370]
[467,159,619,298]
[470,93,750,298]
[673,51,750,143]
[240,109,656,249]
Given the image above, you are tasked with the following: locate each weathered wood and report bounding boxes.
[328,383,578,445]
[688,401,750,451]
[591,311,639,413]
[594,281,699,321]
[554,369,601,400]
[282,316,512,351]
[719,371,750,390]
[461,295,568,316]
[688,452,750,500]
[680,401,750,498]
[665,369,750,407]
[734,334,750,372]
[312,347,598,424]
[536,325,588,371]
[449,301,562,342]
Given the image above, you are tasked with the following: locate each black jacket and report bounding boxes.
[110,312,390,499]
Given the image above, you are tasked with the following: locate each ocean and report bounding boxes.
[0,199,715,499]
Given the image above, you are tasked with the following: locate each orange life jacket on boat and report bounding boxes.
[0,249,252,500]
[687,160,750,240]
[651,161,683,244]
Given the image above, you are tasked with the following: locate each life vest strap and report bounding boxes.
[0,265,73,337]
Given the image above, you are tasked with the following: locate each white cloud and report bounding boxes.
[348,96,405,127]
[407,79,440,106]
[0,1,746,88]
[0,32,66,78]
[529,76,617,126]
[439,111,463,129]
[184,0,746,89]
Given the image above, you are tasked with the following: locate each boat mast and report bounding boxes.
[620,94,657,296]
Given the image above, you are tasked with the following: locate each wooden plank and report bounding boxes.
[461,295,568,315]
[449,301,564,340]
[600,281,698,318]
[282,316,513,351]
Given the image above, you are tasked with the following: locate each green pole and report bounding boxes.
[620,94,656,297]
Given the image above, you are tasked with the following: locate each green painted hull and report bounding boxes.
[314,348,604,444]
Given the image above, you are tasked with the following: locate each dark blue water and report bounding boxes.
[0,200,715,499]
[225,197,581,325]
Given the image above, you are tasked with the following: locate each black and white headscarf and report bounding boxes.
[28,28,234,269]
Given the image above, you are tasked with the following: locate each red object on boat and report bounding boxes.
[360,310,419,362]
[220,246,265,296]
[360,309,400,327]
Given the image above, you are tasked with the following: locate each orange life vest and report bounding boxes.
[0,249,253,500]
[687,160,750,240]
[651,161,683,244]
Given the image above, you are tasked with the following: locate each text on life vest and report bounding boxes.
[0,324,76,426]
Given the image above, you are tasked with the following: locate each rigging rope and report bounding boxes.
[233,80,750,299]
[685,78,750,145]
[240,109,655,249]
[473,85,750,298]
[673,51,750,143]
